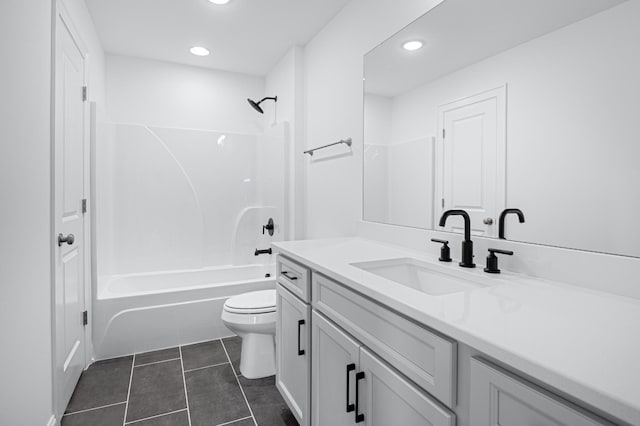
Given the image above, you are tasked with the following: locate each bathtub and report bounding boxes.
[93,264,275,360]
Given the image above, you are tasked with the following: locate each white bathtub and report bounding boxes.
[94,264,275,360]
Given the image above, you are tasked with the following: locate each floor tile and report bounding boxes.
[240,376,298,426]
[66,356,133,413]
[182,339,228,371]
[126,359,186,422]
[62,403,125,426]
[135,347,180,366]
[222,336,242,375]
[185,364,251,426]
[226,418,255,426]
[126,409,189,425]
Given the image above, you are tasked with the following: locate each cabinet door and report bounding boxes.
[358,347,455,426]
[276,284,311,426]
[312,311,360,426]
[470,357,613,426]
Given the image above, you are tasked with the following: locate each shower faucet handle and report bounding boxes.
[262,218,275,236]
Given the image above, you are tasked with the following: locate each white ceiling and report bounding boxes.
[85,0,350,76]
[365,0,626,97]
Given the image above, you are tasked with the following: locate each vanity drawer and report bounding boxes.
[312,272,457,408]
[277,255,311,303]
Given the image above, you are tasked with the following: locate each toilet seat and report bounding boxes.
[224,289,276,314]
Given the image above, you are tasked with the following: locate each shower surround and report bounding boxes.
[94,122,288,359]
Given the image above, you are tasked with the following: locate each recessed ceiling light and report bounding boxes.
[208,0,230,4]
[403,40,423,51]
[190,46,210,56]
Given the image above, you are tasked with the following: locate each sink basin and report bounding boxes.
[350,257,488,296]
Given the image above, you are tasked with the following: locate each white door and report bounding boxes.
[275,284,310,425]
[54,6,88,415]
[359,348,455,426]
[436,86,506,237]
[311,311,360,426]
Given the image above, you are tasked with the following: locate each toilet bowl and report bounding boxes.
[221,289,276,379]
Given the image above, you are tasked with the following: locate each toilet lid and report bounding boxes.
[224,289,276,314]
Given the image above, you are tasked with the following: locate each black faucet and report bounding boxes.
[438,210,475,268]
[254,248,272,256]
[498,208,525,239]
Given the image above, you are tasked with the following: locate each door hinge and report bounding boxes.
[442,129,445,139]
[442,198,445,208]
[82,86,88,102]
[82,198,87,214]
[82,310,88,326]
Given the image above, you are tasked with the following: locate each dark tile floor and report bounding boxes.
[62,337,298,426]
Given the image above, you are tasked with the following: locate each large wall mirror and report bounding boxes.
[363,0,640,258]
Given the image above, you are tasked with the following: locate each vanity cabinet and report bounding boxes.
[276,284,310,425]
[311,310,360,426]
[276,253,622,426]
[469,358,613,426]
[312,311,455,426]
[312,272,457,408]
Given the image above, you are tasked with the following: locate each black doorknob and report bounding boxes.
[58,233,75,247]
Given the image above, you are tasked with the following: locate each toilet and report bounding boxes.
[221,289,277,379]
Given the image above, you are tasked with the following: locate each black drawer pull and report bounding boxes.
[297,319,305,356]
[355,371,365,423]
[282,271,298,280]
[346,363,355,412]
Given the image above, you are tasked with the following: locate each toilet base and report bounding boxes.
[239,333,275,379]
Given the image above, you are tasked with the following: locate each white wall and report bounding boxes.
[264,46,305,239]
[97,55,273,276]
[106,54,265,133]
[303,0,443,238]
[0,1,54,424]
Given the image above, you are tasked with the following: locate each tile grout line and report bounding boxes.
[63,401,127,417]
[179,345,193,426]
[122,354,136,426]
[215,415,253,426]
[183,361,230,373]
[124,408,188,425]
[221,339,258,426]
[134,357,181,368]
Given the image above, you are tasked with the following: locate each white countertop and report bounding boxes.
[272,237,640,425]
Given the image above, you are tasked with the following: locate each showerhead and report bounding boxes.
[248,98,264,113]
[247,96,277,114]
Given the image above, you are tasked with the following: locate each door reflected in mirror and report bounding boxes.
[363,0,640,258]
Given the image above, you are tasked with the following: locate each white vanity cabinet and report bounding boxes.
[311,310,360,426]
[275,252,624,426]
[469,358,613,426]
[276,255,311,426]
[312,272,457,408]
[312,311,455,426]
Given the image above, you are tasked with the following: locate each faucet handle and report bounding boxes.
[484,248,513,274]
[430,238,452,262]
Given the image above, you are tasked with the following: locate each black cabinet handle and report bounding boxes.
[297,319,305,356]
[346,364,355,412]
[355,371,365,423]
[282,271,298,280]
